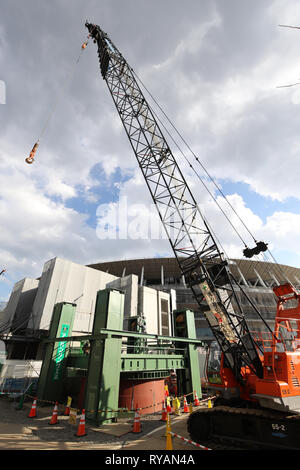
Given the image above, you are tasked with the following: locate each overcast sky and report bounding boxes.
[1,0,300,301]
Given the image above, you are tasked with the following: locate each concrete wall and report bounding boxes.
[139,286,158,335]
[138,286,171,336]
[10,279,39,333]
[27,258,117,333]
[157,290,171,336]
[1,278,39,334]
[106,274,139,330]
[4,257,174,343]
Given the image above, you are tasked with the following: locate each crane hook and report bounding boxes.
[243,241,268,258]
[25,141,39,164]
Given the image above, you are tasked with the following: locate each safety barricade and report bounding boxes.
[169,432,212,451]
[3,391,217,449]
[164,408,213,451]
[22,391,215,417]
[15,390,216,443]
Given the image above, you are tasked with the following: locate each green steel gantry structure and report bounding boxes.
[37,288,203,424]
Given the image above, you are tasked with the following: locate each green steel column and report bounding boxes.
[85,288,124,425]
[37,302,76,402]
[173,309,202,399]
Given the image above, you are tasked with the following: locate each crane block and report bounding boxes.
[25,141,39,164]
[243,241,268,258]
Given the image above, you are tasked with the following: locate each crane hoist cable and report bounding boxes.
[277,26,300,88]
[147,101,248,249]
[132,71,256,241]
[133,70,270,261]
[278,24,300,30]
[147,92,282,285]
[150,99,279,289]
[25,29,95,165]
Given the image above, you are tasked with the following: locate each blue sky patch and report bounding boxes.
[218,180,300,222]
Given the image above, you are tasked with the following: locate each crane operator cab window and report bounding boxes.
[206,341,222,384]
[277,322,296,352]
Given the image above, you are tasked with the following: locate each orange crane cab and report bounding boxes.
[205,282,300,414]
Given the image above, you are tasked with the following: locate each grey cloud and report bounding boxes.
[1,0,300,297]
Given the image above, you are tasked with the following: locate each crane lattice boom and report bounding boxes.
[85,21,264,382]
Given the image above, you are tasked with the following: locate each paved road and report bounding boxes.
[0,397,205,451]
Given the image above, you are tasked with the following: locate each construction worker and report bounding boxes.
[169,369,178,397]
[82,341,90,355]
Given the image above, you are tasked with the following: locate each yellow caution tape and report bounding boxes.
[24,393,215,416]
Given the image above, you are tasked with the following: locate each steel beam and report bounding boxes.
[42,329,205,346]
[121,354,185,372]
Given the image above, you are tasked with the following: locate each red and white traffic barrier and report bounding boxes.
[170,431,212,450]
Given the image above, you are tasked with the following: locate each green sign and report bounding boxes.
[52,323,69,381]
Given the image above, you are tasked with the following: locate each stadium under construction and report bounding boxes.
[0,254,299,422]
[2,256,298,356]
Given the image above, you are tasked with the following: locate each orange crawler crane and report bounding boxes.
[85,21,300,449]
[188,282,300,449]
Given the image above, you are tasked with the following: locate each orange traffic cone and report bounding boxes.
[63,396,72,416]
[194,391,200,407]
[183,395,189,413]
[28,398,37,418]
[132,409,141,433]
[49,401,59,425]
[160,400,167,422]
[75,409,87,437]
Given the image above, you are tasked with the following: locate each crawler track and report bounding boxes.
[187,406,300,450]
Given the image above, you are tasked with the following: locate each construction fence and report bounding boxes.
[12,389,215,450]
